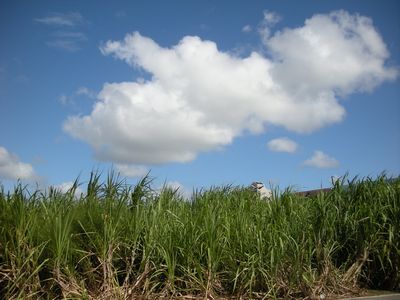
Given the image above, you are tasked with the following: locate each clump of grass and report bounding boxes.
[0,173,399,299]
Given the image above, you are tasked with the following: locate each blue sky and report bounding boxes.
[1,0,399,194]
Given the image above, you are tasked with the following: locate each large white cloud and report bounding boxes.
[0,146,37,180]
[64,10,397,165]
[266,10,397,96]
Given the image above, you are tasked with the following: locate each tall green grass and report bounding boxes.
[0,173,399,299]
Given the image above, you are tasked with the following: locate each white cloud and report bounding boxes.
[35,13,87,51]
[58,94,69,105]
[51,31,87,39]
[267,137,298,153]
[115,164,148,178]
[242,25,252,33]
[64,11,397,166]
[58,93,76,107]
[46,40,81,52]
[114,11,127,18]
[46,31,87,52]
[258,10,281,42]
[53,181,84,196]
[303,150,339,169]
[263,10,281,25]
[35,12,84,27]
[76,86,96,99]
[59,87,96,107]
[266,10,397,95]
[0,147,37,180]
[162,181,191,199]
[164,181,183,191]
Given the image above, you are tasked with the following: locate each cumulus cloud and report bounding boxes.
[64,10,397,165]
[266,10,397,95]
[303,150,339,169]
[0,147,37,180]
[115,164,148,178]
[267,137,298,153]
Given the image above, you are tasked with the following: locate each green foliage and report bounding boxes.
[0,173,399,299]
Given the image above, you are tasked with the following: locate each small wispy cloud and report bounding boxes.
[46,39,80,52]
[15,74,30,84]
[46,31,87,52]
[263,10,281,25]
[35,12,87,52]
[58,94,69,105]
[199,24,210,31]
[0,64,30,85]
[59,87,96,108]
[51,31,87,39]
[114,10,127,18]
[258,10,281,43]
[267,137,298,153]
[76,86,96,99]
[35,12,84,27]
[303,151,339,169]
[242,25,252,33]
